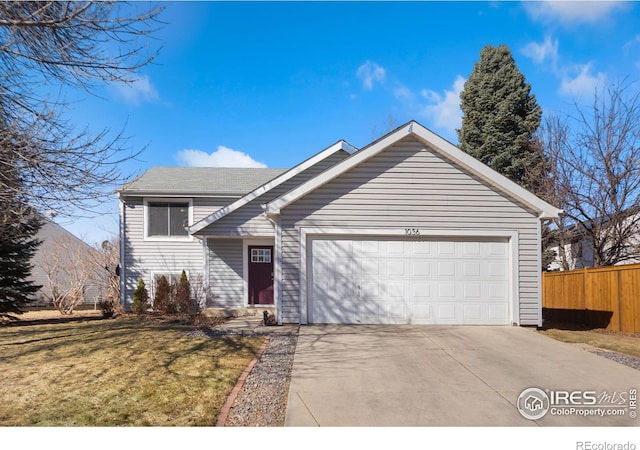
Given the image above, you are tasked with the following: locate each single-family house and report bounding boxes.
[117,121,560,326]
[31,217,102,306]
[547,207,640,271]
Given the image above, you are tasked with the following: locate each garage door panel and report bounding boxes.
[384,260,405,276]
[412,283,431,298]
[463,283,481,299]
[437,261,456,277]
[412,261,431,277]
[309,236,510,325]
[463,262,481,277]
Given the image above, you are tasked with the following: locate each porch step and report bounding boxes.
[203,306,275,320]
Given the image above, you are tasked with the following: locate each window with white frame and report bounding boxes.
[147,202,189,237]
[150,272,182,299]
[251,248,271,263]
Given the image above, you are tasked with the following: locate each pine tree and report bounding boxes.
[0,206,42,320]
[132,278,150,315]
[175,270,196,316]
[153,275,173,314]
[457,44,543,188]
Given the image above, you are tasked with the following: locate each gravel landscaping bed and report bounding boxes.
[591,350,640,371]
[224,332,298,426]
[186,323,300,427]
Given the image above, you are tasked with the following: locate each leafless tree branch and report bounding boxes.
[0,1,164,216]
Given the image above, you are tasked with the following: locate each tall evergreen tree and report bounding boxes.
[0,204,42,320]
[457,44,543,188]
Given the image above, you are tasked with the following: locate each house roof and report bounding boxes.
[188,140,357,234]
[265,121,562,220]
[117,167,288,197]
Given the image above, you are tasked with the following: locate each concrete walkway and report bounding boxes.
[285,325,640,426]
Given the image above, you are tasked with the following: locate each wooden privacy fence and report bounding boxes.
[542,263,640,333]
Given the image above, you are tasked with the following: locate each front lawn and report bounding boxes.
[0,315,263,426]
[538,326,640,358]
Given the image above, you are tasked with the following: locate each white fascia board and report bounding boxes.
[266,123,415,215]
[118,192,240,199]
[266,120,561,220]
[189,140,356,234]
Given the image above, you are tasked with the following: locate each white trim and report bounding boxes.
[536,220,543,327]
[189,140,357,235]
[510,231,521,326]
[119,198,126,308]
[149,270,188,304]
[203,238,210,296]
[298,227,520,325]
[266,121,561,219]
[119,192,240,199]
[143,198,194,242]
[242,238,275,307]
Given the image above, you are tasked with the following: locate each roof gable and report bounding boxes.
[266,121,561,219]
[189,140,357,234]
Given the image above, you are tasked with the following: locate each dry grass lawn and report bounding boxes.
[538,325,640,358]
[0,311,264,426]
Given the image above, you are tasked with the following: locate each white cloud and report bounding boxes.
[524,1,627,25]
[176,146,267,168]
[393,85,413,101]
[356,61,386,90]
[560,63,607,99]
[522,35,559,66]
[420,75,465,137]
[113,75,159,105]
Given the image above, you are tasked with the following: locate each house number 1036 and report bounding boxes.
[405,228,420,235]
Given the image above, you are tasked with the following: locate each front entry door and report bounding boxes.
[248,245,274,305]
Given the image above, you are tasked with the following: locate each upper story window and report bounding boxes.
[148,202,189,237]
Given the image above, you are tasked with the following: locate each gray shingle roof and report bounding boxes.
[117,167,288,196]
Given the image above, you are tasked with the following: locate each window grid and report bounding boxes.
[251,248,271,263]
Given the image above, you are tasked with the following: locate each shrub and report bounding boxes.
[154,275,177,315]
[131,279,150,315]
[175,270,198,316]
[98,299,115,318]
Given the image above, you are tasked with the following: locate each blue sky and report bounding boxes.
[58,1,640,245]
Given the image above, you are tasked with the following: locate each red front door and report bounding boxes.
[248,245,274,305]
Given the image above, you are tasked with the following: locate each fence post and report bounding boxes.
[617,269,622,331]
[583,267,588,311]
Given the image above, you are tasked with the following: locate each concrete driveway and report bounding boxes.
[285,325,639,426]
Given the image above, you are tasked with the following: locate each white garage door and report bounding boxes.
[308,237,510,325]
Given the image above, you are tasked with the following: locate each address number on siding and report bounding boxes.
[405,228,420,236]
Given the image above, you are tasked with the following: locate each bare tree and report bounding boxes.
[533,117,574,270]
[39,233,99,314]
[0,1,164,215]
[537,81,640,268]
[92,237,122,313]
[371,114,400,140]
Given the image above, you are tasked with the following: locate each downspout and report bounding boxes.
[201,235,209,310]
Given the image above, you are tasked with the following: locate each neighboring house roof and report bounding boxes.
[31,217,101,304]
[189,140,357,234]
[265,121,562,219]
[117,167,287,197]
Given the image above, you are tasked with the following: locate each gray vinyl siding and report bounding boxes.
[201,151,350,237]
[278,137,542,325]
[207,239,244,307]
[121,196,232,307]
